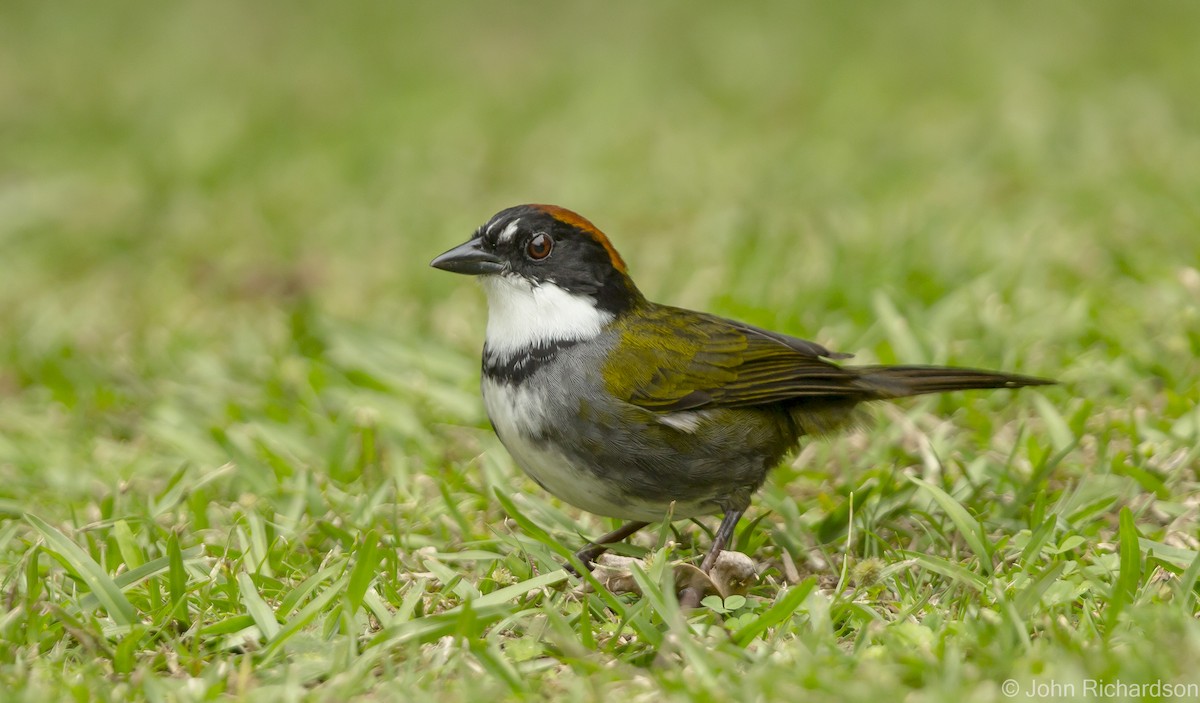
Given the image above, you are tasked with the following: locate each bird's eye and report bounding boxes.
[526,233,553,260]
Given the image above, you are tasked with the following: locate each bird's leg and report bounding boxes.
[699,507,745,573]
[679,506,746,608]
[569,520,651,573]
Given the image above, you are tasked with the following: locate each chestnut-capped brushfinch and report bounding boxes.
[432,205,1052,594]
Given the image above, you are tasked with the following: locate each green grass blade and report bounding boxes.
[165,532,191,629]
[26,514,137,627]
[394,578,428,624]
[468,639,526,696]
[1014,562,1067,617]
[243,510,273,577]
[491,489,572,561]
[1112,507,1142,616]
[77,546,204,610]
[1135,538,1198,569]
[903,552,988,592]
[237,572,281,640]
[909,477,993,573]
[261,574,349,662]
[1017,520,1057,570]
[467,570,568,610]
[345,529,381,616]
[278,564,342,616]
[199,614,256,637]
[491,489,630,615]
[732,578,815,646]
[366,605,511,649]
[111,520,144,571]
[1177,550,1200,610]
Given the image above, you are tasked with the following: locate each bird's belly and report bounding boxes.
[482,379,713,522]
[500,429,699,521]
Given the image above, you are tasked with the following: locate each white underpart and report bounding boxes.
[479,274,612,358]
[497,218,522,243]
[483,378,712,520]
[483,379,636,518]
[658,410,712,433]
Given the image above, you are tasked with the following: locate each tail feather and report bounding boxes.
[856,365,1055,399]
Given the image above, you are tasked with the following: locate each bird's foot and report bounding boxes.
[567,549,757,609]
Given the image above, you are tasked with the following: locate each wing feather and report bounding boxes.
[604,306,871,413]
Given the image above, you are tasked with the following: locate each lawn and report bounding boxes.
[2,1,1199,701]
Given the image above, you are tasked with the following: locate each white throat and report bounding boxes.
[479,274,612,358]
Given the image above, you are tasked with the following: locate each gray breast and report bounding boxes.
[480,332,786,521]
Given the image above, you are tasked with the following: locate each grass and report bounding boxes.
[2,1,1199,700]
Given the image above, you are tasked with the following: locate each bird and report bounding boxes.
[431,204,1053,597]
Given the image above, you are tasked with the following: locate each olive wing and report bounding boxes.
[604,306,871,413]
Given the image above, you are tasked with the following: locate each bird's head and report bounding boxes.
[432,205,647,357]
[432,204,644,316]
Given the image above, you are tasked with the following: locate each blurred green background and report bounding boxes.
[2,1,1199,700]
[4,0,1197,491]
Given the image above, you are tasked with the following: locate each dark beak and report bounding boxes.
[430,238,505,276]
